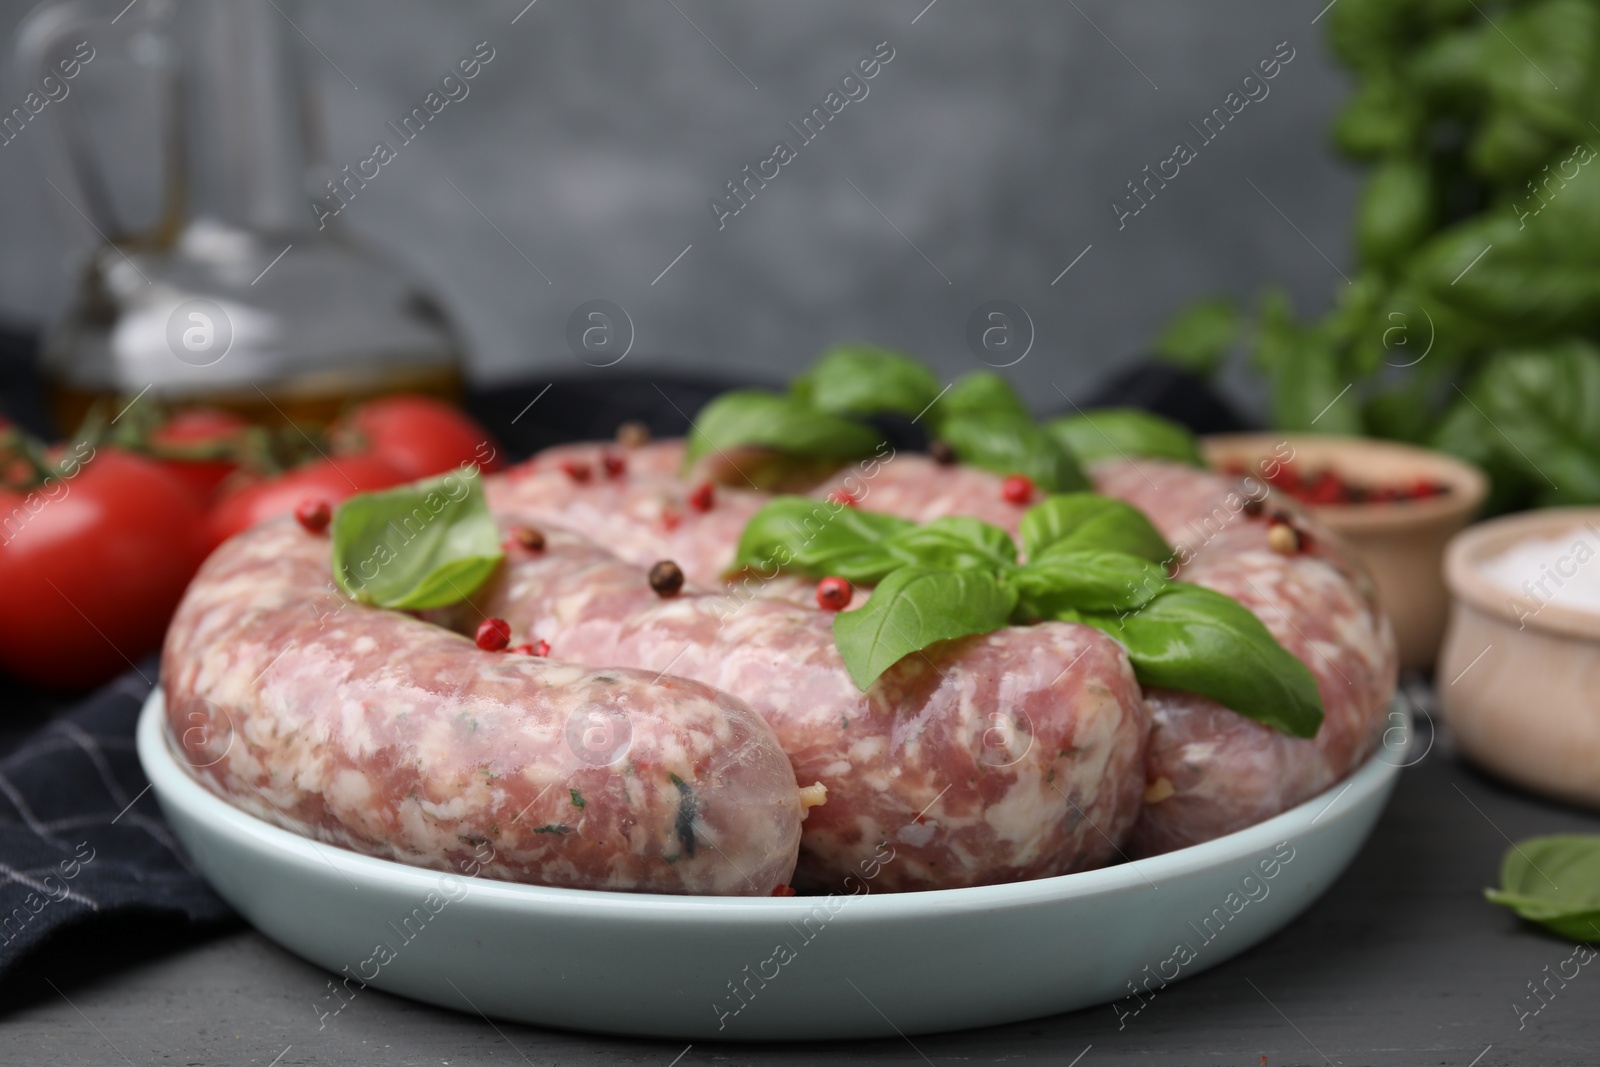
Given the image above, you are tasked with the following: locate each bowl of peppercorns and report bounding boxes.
[1203,434,1488,670]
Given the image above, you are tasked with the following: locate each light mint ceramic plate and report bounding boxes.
[138,689,1407,1041]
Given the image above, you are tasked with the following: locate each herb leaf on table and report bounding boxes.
[1486,834,1600,941]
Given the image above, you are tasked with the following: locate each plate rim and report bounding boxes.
[138,687,1406,918]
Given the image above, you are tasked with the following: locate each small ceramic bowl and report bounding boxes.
[1438,508,1600,810]
[1202,434,1487,670]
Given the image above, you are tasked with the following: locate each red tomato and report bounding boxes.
[150,408,252,504]
[205,454,408,551]
[332,396,503,480]
[0,448,208,691]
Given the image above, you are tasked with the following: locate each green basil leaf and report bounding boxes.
[331,469,504,610]
[681,390,882,473]
[1430,389,1537,515]
[1485,835,1600,941]
[1441,341,1600,508]
[730,496,912,583]
[1356,155,1436,270]
[1331,74,1423,160]
[833,567,1016,690]
[1405,172,1600,343]
[884,516,1017,573]
[1043,409,1204,468]
[1077,584,1324,738]
[936,412,1089,493]
[1013,549,1169,617]
[1151,297,1239,375]
[1019,494,1170,563]
[790,343,942,419]
[1255,289,1364,435]
[925,371,1029,432]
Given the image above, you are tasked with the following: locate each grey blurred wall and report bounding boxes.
[0,0,1360,413]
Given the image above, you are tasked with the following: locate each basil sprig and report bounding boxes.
[689,348,1200,495]
[331,468,504,610]
[681,350,1093,494]
[1044,408,1205,468]
[730,497,912,583]
[886,516,1018,572]
[919,371,1090,493]
[934,412,1089,493]
[1151,296,1239,375]
[1019,494,1171,563]
[682,389,882,475]
[790,343,942,419]
[733,492,1325,737]
[1485,835,1600,941]
[926,370,1031,424]
[1068,586,1322,738]
[1012,549,1168,616]
[832,567,1016,689]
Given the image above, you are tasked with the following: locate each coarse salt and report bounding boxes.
[1478,527,1600,615]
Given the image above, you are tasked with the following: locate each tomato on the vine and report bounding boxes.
[204,454,409,552]
[148,408,252,504]
[331,395,502,480]
[0,448,208,690]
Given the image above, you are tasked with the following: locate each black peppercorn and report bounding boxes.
[509,525,545,552]
[649,560,685,597]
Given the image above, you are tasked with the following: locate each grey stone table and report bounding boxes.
[5,707,1599,1067]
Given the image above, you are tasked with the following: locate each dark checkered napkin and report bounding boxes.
[0,665,236,978]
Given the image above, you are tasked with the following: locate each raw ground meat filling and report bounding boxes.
[454,527,1151,893]
[161,519,803,895]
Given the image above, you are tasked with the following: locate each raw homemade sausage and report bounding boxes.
[814,451,1394,856]
[841,453,1395,854]
[1090,459,1381,613]
[453,526,1150,893]
[1090,459,1395,855]
[494,440,1396,858]
[811,452,1031,533]
[488,447,764,588]
[490,439,904,588]
[161,518,803,895]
